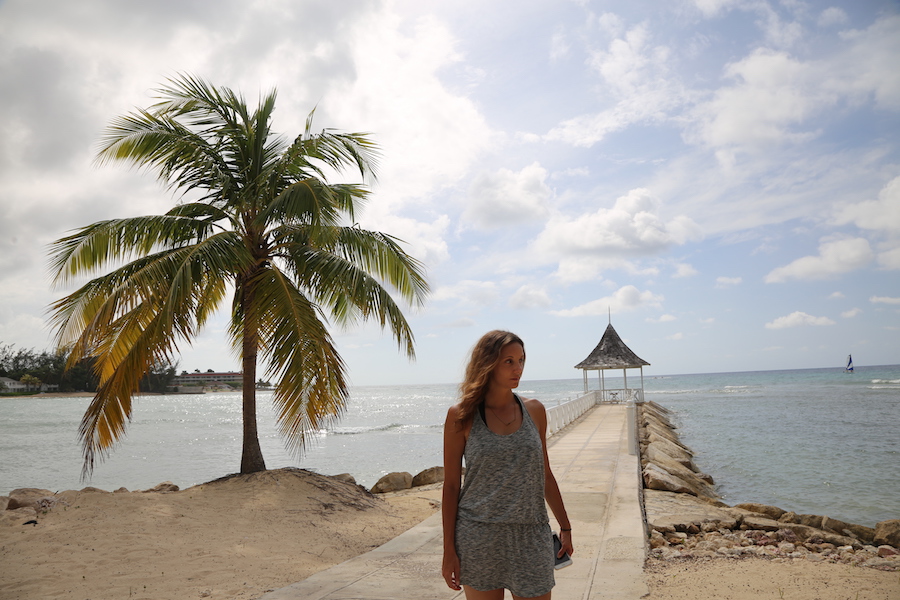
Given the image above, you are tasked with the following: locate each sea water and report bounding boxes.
[1,366,897,527]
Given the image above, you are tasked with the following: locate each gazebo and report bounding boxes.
[574,322,650,402]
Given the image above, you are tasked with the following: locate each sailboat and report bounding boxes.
[845,354,854,373]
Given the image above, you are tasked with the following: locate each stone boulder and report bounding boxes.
[740,515,782,531]
[142,482,180,493]
[371,471,413,493]
[822,516,875,544]
[643,450,717,499]
[643,464,698,496]
[644,490,736,533]
[412,466,444,487]
[734,503,786,521]
[874,520,900,548]
[0,496,8,511]
[331,473,357,485]
[645,439,694,468]
[7,488,54,510]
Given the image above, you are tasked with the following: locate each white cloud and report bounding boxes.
[833,176,900,233]
[716,276,742,288]
[818,7,848,28]
[841,308,861,318]
[432,280,499,306]
[688,49,822,154]
[673,263,699,278]
[765,311,836,329]
[647,314,676,323]
[765,237,874,282]
[463,162,552,229]
[828,291,845,299]
[691,0,742,18]
[533,189,702,271]
[508,284,552,310]
[325,11,496,209]
[870,296,900,305]
[666,332,684,340]
[545,22,686,146]
[552,285,663,317]
[686,14,900,161]
[877,246,900,270]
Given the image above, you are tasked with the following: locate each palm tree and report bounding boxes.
[48,74,429,477]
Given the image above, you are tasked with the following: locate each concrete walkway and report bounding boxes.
[261,403,648,600]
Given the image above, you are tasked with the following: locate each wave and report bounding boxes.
[871,379,900,384]
[327,423,406,435]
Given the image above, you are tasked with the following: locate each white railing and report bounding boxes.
[546,391,598,436]
[596,388,644,403]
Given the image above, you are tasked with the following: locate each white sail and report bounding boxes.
[845,354,853,372]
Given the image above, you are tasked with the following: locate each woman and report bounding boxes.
[442,330,573,599]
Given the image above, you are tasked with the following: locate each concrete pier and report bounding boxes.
[261,403,647,600]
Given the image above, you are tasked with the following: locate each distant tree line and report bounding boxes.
[0,343,177,394]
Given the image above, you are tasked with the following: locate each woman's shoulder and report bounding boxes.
[519,396,545,410]
[520,396,546,417]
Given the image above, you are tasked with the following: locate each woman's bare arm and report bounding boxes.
[441,405,467,590]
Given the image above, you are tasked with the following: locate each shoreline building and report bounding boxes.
[170,370,243,392]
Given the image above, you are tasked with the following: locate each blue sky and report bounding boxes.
[1,0,898,386]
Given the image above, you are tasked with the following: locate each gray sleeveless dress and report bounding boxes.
[455,394,554,597]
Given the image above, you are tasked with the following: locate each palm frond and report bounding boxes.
[48,215,218,286]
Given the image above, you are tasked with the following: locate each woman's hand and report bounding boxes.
[442,550,462,590]
[558,529,574,557]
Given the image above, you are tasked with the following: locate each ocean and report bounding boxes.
[1,365,897,528]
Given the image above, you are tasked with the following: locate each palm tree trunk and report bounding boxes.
[239,276,267,474]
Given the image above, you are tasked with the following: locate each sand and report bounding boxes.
[645,556,900,600]
[2,470,897,600]
[0,468,439,600]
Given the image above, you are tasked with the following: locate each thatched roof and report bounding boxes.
[574,323,650,370]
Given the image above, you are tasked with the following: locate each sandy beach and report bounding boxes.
[2,468,897,600]
[0,469,439,600]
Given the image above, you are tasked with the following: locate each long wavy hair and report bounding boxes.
[456,330,525,427]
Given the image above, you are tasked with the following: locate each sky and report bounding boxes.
[1,0,898,387]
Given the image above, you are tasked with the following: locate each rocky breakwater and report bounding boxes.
[639,400,900,571]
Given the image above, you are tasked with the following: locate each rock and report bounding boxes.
[643,464,696,495]
[778,511,799,523]
[113,487,129,493]
[818,531,863,549]
[79,486,109,493]
[644,490,737,533]
[733,503,786,520]
[143,482,179,493]
[877,545,898,558]
[741,516,782,531]
[776,523,819,542]
[371,471,413,493]
[821,516,873,543]
[0,496,8,511]
[874,520,900,547]
[7,488,54,510]
[331,473,357,485]
[797,514,825,528]
[644,450,717,498]
[412,466,444,487]
[645,442,694,470]
[644,422,683,447]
